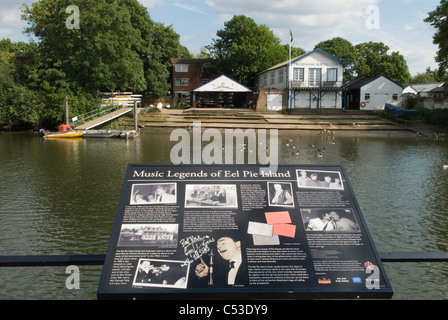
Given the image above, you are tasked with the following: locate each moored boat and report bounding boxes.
[40,125,84,139]
[83,129,122,138]
[119,130,140,139]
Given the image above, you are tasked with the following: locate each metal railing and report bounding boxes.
[289,80,344,89]
[71,104,130,127]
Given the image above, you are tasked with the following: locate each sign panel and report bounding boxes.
[97,164,393,299]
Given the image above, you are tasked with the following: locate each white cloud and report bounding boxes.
[138,0,162,8]
[1,8,22,26]
[205,0,381,47]
[174,2,209,15]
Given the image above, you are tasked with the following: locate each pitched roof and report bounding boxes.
[344,75,403,89]
[193,75,252,92]
[406,82,444,93]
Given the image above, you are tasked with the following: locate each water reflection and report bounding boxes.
[0,129,448,299]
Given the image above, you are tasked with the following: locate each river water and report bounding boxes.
[1,127,447,300]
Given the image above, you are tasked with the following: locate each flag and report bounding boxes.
[290,30,293,43]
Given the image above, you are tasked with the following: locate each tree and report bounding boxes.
[425,1,448,72]
[207,15,287,87]
[21,0,189,96]
[354,42,411,84]
[22,0,147,93]
[9,0,189,129]
[314,37,358,80]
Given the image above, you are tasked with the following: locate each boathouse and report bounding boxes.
[345,75,403,110]
[257,48,346,111]
[192,75,252,108]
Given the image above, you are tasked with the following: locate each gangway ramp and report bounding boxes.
[74,107,133,130]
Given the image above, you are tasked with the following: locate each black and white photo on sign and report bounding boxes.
[130,183,177,204]
[117,223,179,247]
[133,258,189,289]
[296,169,344,190]
[301,208,360,232]
[185,184,238,208]
[267,182,294,207]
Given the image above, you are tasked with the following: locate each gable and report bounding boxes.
[261,48,345,74]
[291,49,345,68]
[193,75,252,92]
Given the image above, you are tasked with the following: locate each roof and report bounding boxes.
[261,48,346,73]
[344,75,403,89]
[170,58,211,65]
[193,75,252,93]
[405,82,444,93]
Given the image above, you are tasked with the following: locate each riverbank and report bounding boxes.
[132,108,448,138]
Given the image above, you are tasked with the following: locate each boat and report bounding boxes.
[120,130,140,139]
[83,129,122,138]
[40,125,84,139]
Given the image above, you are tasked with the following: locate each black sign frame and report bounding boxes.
[97,164,393,300]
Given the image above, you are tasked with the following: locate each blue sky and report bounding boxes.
[0,0,442,77]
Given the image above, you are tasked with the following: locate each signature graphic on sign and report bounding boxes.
[180,235,215,263]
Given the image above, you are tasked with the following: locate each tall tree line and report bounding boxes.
[0,0,189,130]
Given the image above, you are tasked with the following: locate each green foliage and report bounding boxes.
[315,37,411,84]
[355,42,411,84]
[416,106,448,128]
[207,15,301,87]
[425,0,448,72]
[314,37,358,80]
[1,0,188,130]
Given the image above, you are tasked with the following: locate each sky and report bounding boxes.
[0,0,442,77]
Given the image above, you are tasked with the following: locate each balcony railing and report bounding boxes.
[290,81,343,89]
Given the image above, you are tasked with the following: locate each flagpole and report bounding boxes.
[288,29,292,112]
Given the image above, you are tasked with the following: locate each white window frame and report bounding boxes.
[278,69,284,83]
[309,68,322,87]
[175,78,189,86]
[327,68,338,82]
[175,64,189,72]
[293,68,304,81]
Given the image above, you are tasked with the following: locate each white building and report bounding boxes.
[345,76,403,111]
[402,82,445,98]
[257,49,345,111]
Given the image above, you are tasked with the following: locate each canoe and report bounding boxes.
[41,130,84,139]
[83,130,121,138]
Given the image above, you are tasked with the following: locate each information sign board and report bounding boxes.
[97,164,393,299]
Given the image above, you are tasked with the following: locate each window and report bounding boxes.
[293,68,304,81]
[175,78,189,86]
[309,68,321,87]
[365,93,370,100]
[175,64,189,72]
[263,74,268,86]
[278,69,284,83]
[270,72,275,85]
[392,94,398,101]
[327,68,338,82]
